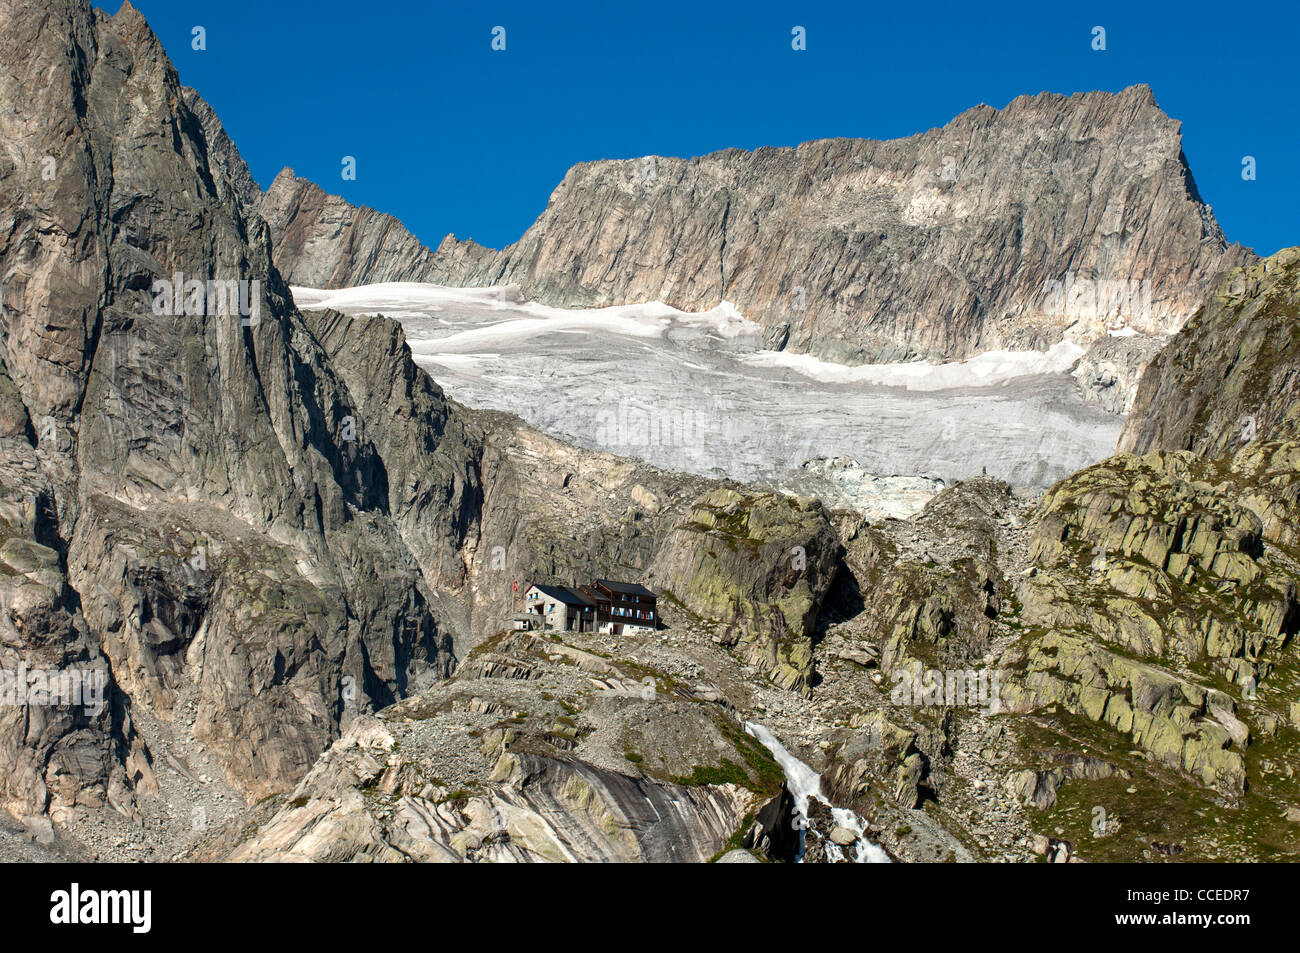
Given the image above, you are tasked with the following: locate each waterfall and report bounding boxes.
[744,722,891,864]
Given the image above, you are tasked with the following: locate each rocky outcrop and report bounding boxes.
[1073,333,1166,414]
[1004,451,1300,794]
[1004,756,1128,811]
[199,628,778,862]
[0,442,154,827]
[847,480,1010,681]
[1121,248,1300,456]
[181,86,262,215]
[651,488,843,694]
[222,733,754,863]
[256,169,444,289]
[824,708,933,810]
[257,86,1250,370]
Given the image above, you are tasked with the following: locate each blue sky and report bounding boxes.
[129,0,1299,256]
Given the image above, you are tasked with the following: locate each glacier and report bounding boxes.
[293,283,1123,513]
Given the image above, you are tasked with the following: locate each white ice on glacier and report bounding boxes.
[743,722,891,864]
[293,282,757,343]
[740,340,1086,390]
[291,283,1123,506]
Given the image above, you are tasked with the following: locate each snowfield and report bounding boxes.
[292,283,1123,511]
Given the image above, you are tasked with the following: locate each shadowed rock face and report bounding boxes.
[246,85,1250,367]
[0,0,845,831]
[181,87,262,215]
[650,487,843,695]
[0,0,460,806]
[0,442,156,828]
[1120,248,1300,457]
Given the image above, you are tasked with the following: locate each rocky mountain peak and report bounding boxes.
[242,81,1251,374]
[182,86,263,213]
[1,0,459,818]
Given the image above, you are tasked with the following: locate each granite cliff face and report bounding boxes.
[249,85,1251,370]
[257,169,489,290]
[0,0,847,856]
[180,87,262,215]
[1120,248,1300,457]
[0,0,464,815]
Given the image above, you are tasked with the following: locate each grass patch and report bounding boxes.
[671,758,750,788]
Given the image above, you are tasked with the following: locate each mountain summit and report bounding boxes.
[247,83,1251,368]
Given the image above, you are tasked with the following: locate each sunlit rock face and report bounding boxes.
[294,284,1124,502]
[252,86,1250,371]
